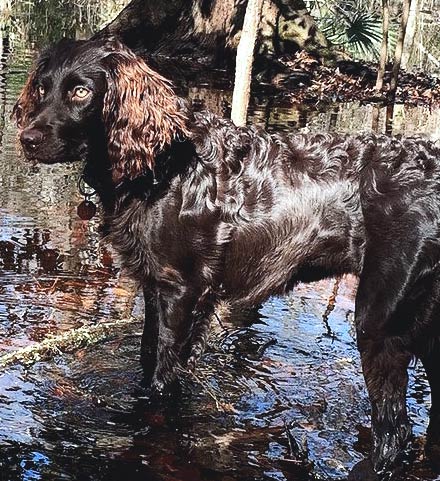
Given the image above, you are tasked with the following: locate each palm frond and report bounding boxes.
[317,2,383,59]
[345,12,382,57]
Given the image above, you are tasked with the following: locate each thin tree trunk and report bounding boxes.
[371,105,381,131]
[385,103,394,134]
[389,0,412,99]
[375,0,389,92]
[231,0,264,126]
[401,0,418,69]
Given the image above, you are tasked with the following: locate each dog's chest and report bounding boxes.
[104,200,159,282]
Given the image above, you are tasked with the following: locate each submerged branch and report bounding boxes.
[0,317,136,368]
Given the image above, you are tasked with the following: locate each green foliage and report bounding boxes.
[306,0,396,60]
[312,0,384,59]
[3,0,128,46]
[344,12,383,56]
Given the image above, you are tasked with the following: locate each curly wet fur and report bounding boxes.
[14,38,440,479]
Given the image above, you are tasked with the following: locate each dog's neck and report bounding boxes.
[82,99,195,213]
[83,135,196,214]
[81,134,115,211]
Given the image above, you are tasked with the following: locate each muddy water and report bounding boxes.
[1,9,440,481]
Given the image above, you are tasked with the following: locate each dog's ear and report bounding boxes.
[12,59,44,129]
[102,42,189,182]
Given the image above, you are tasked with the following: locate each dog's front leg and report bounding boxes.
[140,286,160,379]
[151,288,216,393]
[150,269,210,394]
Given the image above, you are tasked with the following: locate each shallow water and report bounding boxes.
[1,6,440,481]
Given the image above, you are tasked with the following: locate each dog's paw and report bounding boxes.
[187,342,204,371]
[149,374,181,403]
[151,375,166,396]
[348,460,380,481]
[150,361,179,397]
[426,442,440,472]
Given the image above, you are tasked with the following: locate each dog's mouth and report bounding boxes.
[21,143,86,165]
[23,153,59,164]
[22,151,67,165]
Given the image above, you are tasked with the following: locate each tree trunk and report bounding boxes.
[401,0,418,70]
[375,0,389,92]
[231,0,263,126]
[371,105,381,132]
[389,0,412,100]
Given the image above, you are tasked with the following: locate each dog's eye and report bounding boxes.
[72,86,90,100]
[38,85,45,97]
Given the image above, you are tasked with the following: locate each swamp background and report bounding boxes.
[0,1,440,480]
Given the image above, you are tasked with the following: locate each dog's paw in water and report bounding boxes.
[348,460,380,481]
[426,442,440,472]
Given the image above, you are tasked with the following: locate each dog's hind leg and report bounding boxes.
[405,278,440,469]
[357,329,412,475]
[354,243,420,476]
[420,341,440,469]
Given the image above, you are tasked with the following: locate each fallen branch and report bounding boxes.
[0,317,137,368]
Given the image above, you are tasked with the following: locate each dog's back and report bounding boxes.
[188,111,440,307]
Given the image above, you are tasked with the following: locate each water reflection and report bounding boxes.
[0,278,433,481]
[0,4,439,481]
[0,41,135,357]
[189,84,440,138]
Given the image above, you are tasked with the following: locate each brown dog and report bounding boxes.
[14,38,440,479]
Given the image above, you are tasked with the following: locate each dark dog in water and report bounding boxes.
[13,38,440,479]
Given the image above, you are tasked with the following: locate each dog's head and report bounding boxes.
[13,39,189,182]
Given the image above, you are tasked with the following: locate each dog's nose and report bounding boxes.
[20,128,44,150]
